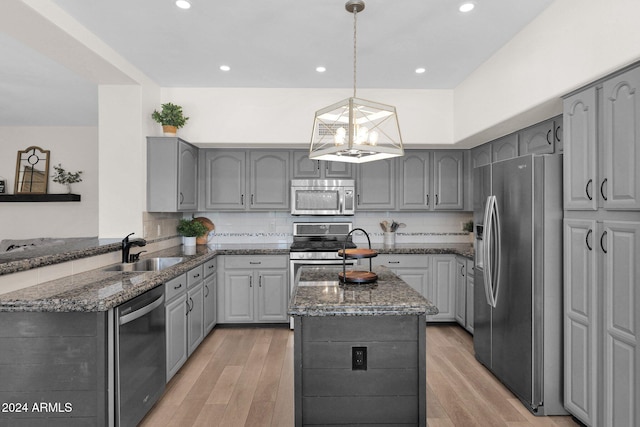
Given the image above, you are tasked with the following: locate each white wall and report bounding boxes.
[160,88,454,147]
[454,0,640,147]
[0,126,98,239]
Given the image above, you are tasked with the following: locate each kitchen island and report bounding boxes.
[289,265,437,426]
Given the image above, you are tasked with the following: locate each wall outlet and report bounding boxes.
[352,347,367,370]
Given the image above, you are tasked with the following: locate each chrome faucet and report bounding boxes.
[122,233,147,263]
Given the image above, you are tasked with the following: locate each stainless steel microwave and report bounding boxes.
[290,179,355,215]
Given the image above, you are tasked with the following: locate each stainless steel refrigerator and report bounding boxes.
[473,154,567,416]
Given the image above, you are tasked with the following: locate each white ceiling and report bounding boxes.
[1,0,555,126]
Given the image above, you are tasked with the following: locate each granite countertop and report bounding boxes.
[0,240,471,313]
[288,265,438,317]
[0,244,290,313]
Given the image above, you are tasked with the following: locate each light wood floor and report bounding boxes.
[141,324,582,427]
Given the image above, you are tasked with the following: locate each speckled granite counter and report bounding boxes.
[0,244,289,312]
[289,265,438,316]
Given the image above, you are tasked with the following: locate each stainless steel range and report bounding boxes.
[289,222,358,326]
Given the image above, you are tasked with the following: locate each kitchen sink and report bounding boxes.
[103,257,185,272]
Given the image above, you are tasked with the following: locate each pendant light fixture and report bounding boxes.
[309,0,404,164]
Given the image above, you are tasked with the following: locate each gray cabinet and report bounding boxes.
[454,257,466,327]
[397,150,465,211]
[518,117,562,156]
[186,265,204,355]
[218,255,288,323]
[355,158,396,210]
[428,255,456,321]
[203,258,217,335]
[147,137,198,211]
[491,134,519,162]
[165,273,188,381]
[374,254,430,295]
[465,259,474,334]
[471,143,491,168]
[564,66,640,211]
[433,151,464,210]
[202,150,290,211]
[292,150,353,179]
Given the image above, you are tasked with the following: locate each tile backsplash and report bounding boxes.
[175,211,474,246]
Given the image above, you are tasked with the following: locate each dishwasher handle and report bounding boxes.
[119,294,165,326]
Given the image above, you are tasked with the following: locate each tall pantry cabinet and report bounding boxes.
[563,64,640,427]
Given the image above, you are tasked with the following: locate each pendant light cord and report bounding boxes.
[353,8,358,99]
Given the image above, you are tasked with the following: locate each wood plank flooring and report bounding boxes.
[140,324,581,427]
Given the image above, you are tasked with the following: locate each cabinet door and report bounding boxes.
[428,255,456,321]
[203,150,246,210]
[433,151,463,210]
[491,134,518,162]
[203,274,217,334]
[471,143,491,168]
[398,151,431,210]
[602,220,640,427]
[223,271,254,322]
[602,67,640,210]
[518,119,555,156]
[466,272,474,334]
[256,269,288,322]
[249,151,290,210]
[356,158,395,210]
[187,283,204,355]
[166,294,188,381]
[563,88,598,210]
[395,269,429,296]
[324,160,353,178]
[292,151,321,179]
[177,141,198,210]
[454,258,466,327]
[563,219,598,425]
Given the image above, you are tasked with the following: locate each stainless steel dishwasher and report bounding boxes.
[115,285,166,427]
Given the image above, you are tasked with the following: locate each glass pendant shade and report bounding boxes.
[309,97,403,163]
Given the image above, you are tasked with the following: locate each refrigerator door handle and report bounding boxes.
[482,195,495,307]
[491,195,502,307]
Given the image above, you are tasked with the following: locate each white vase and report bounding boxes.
[183,236,196,246]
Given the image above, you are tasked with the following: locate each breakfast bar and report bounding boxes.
[289,265,438,427]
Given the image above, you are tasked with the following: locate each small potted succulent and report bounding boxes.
[151,102,189,135]
[51,163,83,193]
[177,218,208,247]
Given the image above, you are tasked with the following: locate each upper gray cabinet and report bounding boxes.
[564,65,640,211]
[147,137,198,212]
[470,144,491,168]
[491,134,519,162]
[202,150,290,211]
[518,116,563,156]
[433,151,464,210]
[398,151,432,210]
[291,151,353,179]
[397,150,464,211]
[355,158,396,210]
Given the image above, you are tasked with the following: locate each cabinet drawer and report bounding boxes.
[187,265,204,288]
[223,255,287,269]
[376,254,428,268]
[203,258,217,277]
[165,273,187,302]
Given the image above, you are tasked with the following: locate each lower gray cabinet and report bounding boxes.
[165,273,188,381]
[455,257,466,326]
[465,260,474,334]
[218,255,289,323]
[203,258,217,335]
[428,255,456,322]
[373,254,429,295]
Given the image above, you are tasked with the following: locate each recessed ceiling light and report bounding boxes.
[459,2,475,13]
[415,67,426,74]
[219,65,230,71]
[175,0,191,10]
[316,66,326,73]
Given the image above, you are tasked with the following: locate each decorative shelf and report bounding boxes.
[0,194,81,202]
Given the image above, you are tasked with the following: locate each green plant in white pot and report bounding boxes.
[51,163,83,193]
[151,102,189,136]
[177,219,208,246]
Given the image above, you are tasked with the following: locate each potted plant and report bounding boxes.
[151,102,189,135]
[177,218,208,246]
[51,163,83,193]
